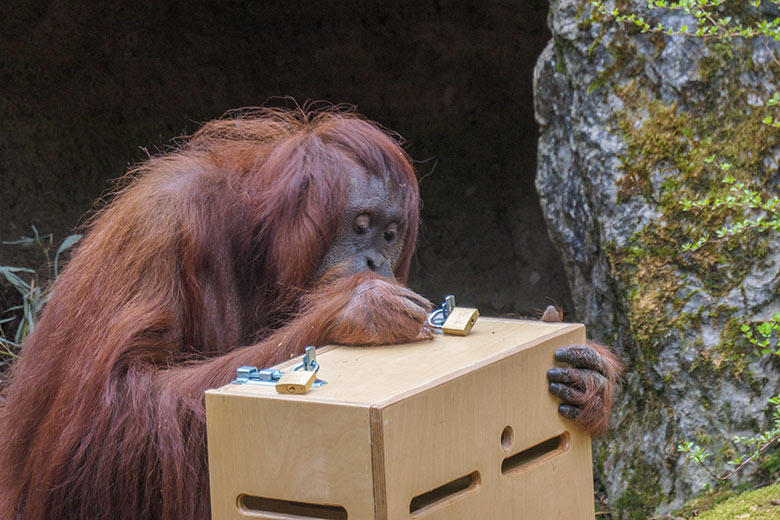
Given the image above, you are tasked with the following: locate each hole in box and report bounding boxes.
[237,494,348,519]
[409,470,481,517]
[501,431,570,478]
[501,425,514,450]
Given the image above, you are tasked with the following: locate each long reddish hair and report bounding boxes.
[0,107,423,519]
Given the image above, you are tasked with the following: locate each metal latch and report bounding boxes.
[233,346,327,391]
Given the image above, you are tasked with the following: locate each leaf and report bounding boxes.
[678,441,694,452]
[0,267,34,294]
[1,236,36,246]
[55,234,82,256]
[0,337,19,349]
[54,234,82,278]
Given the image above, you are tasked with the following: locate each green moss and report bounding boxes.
[698,40,745,85]
[674,488,736,518]
[756,447,780,482]
[593,441,610,479]
[672,475,780,518]
[587,29,645,95]
[717,442,737,463]
[606,242,682,363]
[604,36,780,377]
[649,31,666,54]
[555,41,566,74]
[614,459,664,519]
[615,99,689,199]
[713,318,759,377]
[694,481,780,520]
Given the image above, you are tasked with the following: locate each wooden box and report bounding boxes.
[205,318,594,520]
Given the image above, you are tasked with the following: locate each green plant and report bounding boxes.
[741,313,780,357]
[680,152,780,255]
[0,226,81,368]
[678,394,780,481]
[593,0,780,41]
[674,171,780,480]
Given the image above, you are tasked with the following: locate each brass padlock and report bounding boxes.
[441,307,480,336]
[275,370,317,394]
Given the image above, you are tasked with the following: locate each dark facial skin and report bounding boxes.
[317,165,408,281]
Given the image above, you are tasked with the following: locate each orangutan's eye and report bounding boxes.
[353,214,371,235]
[383,222,398,243]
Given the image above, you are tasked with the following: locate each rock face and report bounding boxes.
[535,0,780,516]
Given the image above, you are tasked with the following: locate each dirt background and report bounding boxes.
[0,0,572,330]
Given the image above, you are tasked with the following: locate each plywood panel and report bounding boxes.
[214,319,583,406]
[378,325,593,519]
[206,394,375,519]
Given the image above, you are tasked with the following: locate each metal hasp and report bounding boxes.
[297,346,319,372]
[232,346,327,388]
[427,294,456,332]
[444,295,456,316]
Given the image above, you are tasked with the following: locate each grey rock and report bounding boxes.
[535,0,780,516]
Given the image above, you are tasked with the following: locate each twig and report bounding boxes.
[693,435,780,481]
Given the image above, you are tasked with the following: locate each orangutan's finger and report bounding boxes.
[554,345,609,374]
